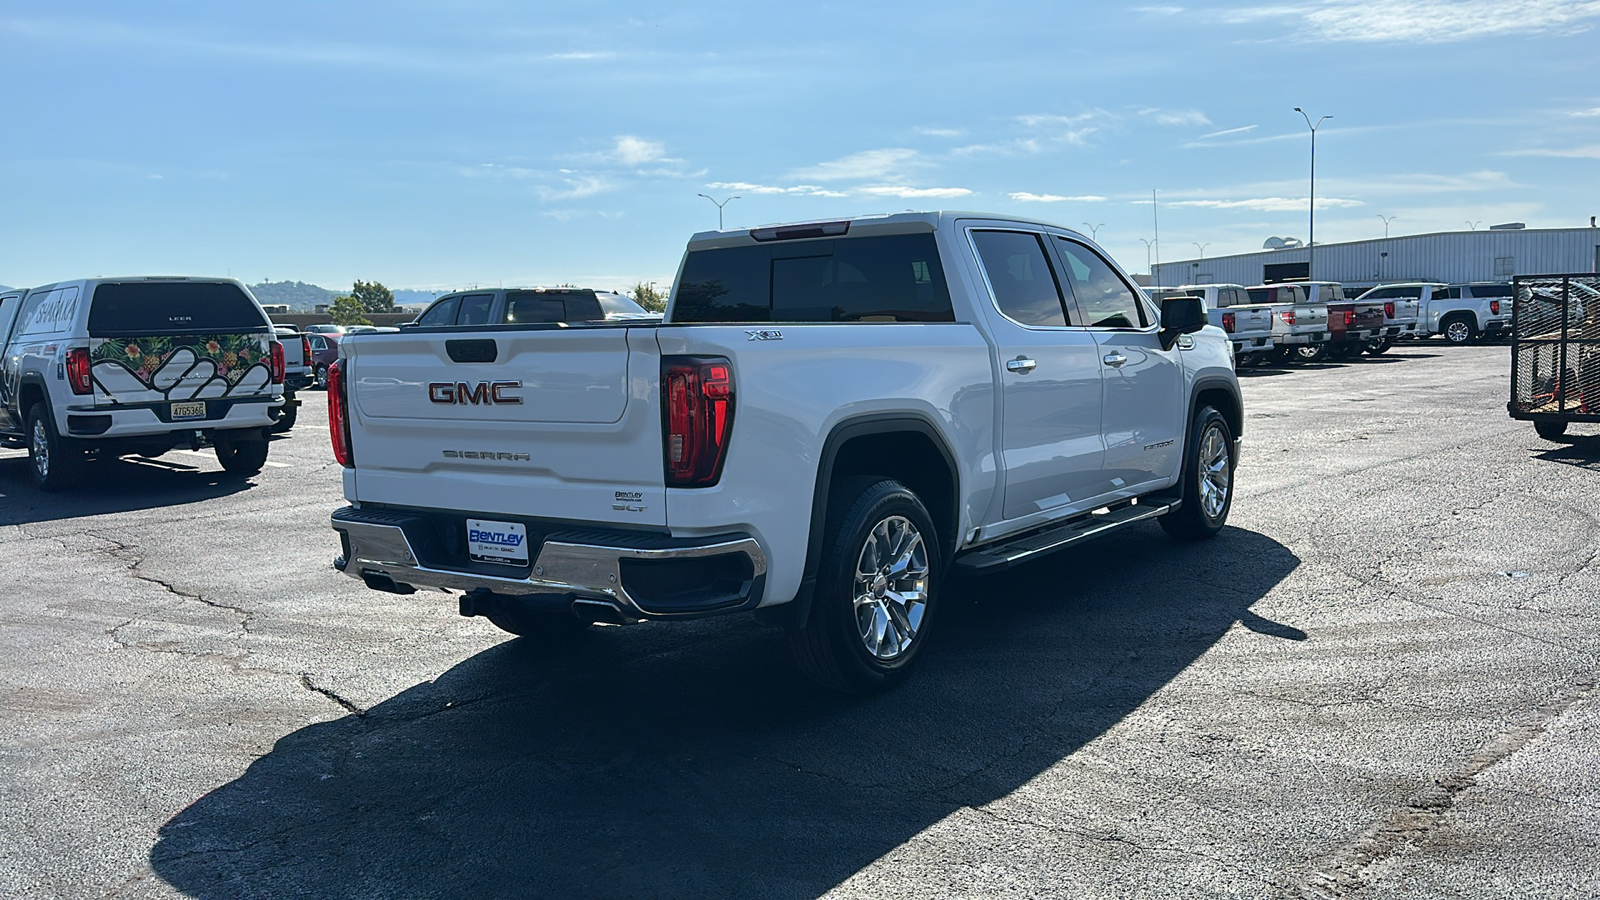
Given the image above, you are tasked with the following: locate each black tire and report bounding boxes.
[1295,343,1329,363]
[214,435,270,477]
[1365,338,1393,356]
[26,406,82,492]
[1271,346,1298,366]
[314,365,329,390]
[271,391,298,434]
[1159,405,1236,541]
[1442,315,1477,345]
[481,595,593,641]
[1329,343,1360,361]
[1534,420,1569,442]
[788,477,940,693]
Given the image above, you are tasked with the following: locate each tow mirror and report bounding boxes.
[1160,296,1205,350]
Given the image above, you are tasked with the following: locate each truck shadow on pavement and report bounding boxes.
[0,454,253,525]
[151,525,1300,900]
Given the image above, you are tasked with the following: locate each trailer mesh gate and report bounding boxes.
[1510,273,1600,422]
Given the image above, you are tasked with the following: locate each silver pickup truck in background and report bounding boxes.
[1244,283,1331,364]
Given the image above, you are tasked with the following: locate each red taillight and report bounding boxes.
[301,334,313,366]
[1280,310,1296,326]
[1385,301,1395,318]
[1221,311,1236,333]
[663,356,735,487]
[327,360,353,467]
[66,348,92,395]
[269,341,286,384]
[1490,300,1500,315]
[1343,309,1356,326]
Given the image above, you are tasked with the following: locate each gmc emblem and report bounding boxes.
[429,381,524,405]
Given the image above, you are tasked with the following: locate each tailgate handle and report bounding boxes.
[446,339,498,363]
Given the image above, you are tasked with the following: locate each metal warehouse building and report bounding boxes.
[1151,226,1600,291]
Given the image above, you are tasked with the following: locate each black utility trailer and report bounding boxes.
[1509,273,1600,441]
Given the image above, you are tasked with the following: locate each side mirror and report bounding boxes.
[1159,296,1205,349]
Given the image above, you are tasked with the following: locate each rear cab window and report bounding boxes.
[88,282,265,336]
[502,291,604,324]
[672,233,954,324]
[457,293,494,326]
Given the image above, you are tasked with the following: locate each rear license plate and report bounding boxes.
[171,401,206,420]
[467,519,529,566]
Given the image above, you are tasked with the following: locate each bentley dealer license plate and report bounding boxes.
[467,519,529,566]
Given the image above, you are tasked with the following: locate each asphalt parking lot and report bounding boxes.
[3,343,1597,899]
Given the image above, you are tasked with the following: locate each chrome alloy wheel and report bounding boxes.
[1445,320,1471,343]
[31,416,50,481]
[853,515,929,661]
[1198,422,1232,520]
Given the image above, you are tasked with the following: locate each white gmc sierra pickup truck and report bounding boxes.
[329,212,1243,691]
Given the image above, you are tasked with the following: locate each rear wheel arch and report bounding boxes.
[783,415,961,629]
[1191,379,1242,442]
[17,377,50,424]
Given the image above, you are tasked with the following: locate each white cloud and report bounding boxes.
[1139,108,1211,127]
[609,135,665,166]
[537,174,615,201]
[916,127,966,138]
[1168,197,1365,212]
[1572,107,1600,117]
[1135,6,1185,14]
[1009,192,1108,203]
[545,51,616,60]
[703,181,849,197]
[788,148,922,182]
[1194,124,1258,141]
[857,185,973,199]
[1228,1,1600,43]
[1500,145,1600,159]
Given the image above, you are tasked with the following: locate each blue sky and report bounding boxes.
[2,1,1597,293]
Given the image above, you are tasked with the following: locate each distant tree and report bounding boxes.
[351,279,396,314]
[631,281,666,312]
[329,295,373,326]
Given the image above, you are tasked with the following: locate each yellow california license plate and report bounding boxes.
[171,401,207,420]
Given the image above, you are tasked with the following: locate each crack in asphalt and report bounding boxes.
[1297,677,1598,899]
[298,673,367,718]
[87,532,256,636]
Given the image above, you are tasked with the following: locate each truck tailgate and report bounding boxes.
[342,327,667,527]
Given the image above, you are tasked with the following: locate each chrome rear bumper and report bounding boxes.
[331,506,767,619]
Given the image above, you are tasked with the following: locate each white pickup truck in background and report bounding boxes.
[329,213,1243,691]
[1153,284,1276,366]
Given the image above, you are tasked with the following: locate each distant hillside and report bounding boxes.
[392,289,445,307]
[248,280,340,310]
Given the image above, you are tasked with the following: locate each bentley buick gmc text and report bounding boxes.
[329,212,1242,691]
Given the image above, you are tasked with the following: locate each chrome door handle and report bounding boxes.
[1006,357,1037,373]
[1102,352,1127,368]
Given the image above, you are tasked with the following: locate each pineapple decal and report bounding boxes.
[91,332,273,397]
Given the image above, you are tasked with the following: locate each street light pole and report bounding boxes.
[1083,222,1105,241]
[696,193,741,231]
[1465,220,1481,231]
[1140,238,1157,284]
[1294,108,1331,282]
[1193,242,1210,258]
[1377,214,1396,238]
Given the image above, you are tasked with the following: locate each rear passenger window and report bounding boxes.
[1054,238,1147,328]
[417,297,459,327]
[972,230,1068,327]
[457,293,494,326]
[673,234,953,324]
